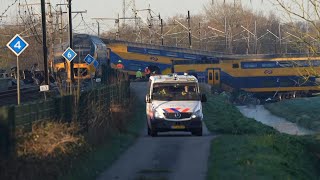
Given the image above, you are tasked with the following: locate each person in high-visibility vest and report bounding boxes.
[116,60,124,69]
[136,68,142,79]
[145,66,151,79]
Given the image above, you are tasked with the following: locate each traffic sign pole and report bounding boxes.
[62,47,77,94]
[6,34,29,105]
[16,56,20,105]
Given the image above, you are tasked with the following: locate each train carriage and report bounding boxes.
[173,56,320,98]
[53,34,108,80]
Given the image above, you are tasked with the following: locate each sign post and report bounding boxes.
[62,47,77,93]
[62,47,77,80]
[6,34,29,105]
[84,54,95,65]
[84,54,97,86]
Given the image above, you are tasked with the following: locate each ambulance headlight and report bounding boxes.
[191,110,202,119]
[154,111,164,119]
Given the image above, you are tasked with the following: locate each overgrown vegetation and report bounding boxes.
[204,94,320,179]
[61,97,145,180]
[0,121,88,180]
[0,94,145,180]
[16,122,86,158]
[265,97,320,131]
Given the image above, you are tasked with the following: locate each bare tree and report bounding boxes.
[274,0,320,54]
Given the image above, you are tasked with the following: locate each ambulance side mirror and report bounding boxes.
[201,94,207,103]
[146,94,151,103]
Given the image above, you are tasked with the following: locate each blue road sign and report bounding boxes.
[84,54,95,65]
[6,34,29,56]
[93,60,99,69]
[62,47,77,62]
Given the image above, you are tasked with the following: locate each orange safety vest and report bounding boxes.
[145,67,150,74]
[117,63,124,69]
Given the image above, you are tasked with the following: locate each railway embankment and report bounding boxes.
[204,94,320,179]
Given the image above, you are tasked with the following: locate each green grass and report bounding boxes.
[265,96,320,131]
[204,94,320,180]
[60,103,145,180]
[207,135,320,180]
[203,94,276,135]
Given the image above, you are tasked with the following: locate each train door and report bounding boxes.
[207,69,221,87]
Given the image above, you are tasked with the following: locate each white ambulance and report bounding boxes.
[146,73,207,136]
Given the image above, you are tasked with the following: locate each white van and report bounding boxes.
[146,73,207,136]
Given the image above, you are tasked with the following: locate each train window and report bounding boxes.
[313,60,320,66]
[261,62,276,68]
[242,62,258,68]
[167,52,178,57]
[294,61,310,67]
[128,63,142,71]
[212,60,220,64]
[184,54,197,59]
[148,50,160,55]
[262,80,277,87]
[215,72,219,80]
[277,61,293,67]
[280,79,296,87]
[209,72,213,80]
[232,63,239,68]
[128,47,145,53]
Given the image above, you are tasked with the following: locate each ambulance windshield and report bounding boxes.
[152,83,200,101]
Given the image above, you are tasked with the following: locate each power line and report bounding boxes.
[0,0,19,22]
[81,13,96,34]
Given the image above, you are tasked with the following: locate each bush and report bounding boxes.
[0,121,88,180]
[16,121,86,158]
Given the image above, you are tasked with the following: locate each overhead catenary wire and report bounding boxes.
[0,0,19,22]
[80,13,97,35]
[17,0,42,44]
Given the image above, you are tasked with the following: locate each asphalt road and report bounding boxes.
[97,82,215,180]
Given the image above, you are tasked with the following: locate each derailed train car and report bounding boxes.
[53,34,108,80]
[173,56,320,99]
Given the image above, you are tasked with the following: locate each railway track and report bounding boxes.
[0,86,41,106]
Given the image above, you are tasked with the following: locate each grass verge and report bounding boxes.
[204,94,320,180]
[203,94,276,135]
[264,96,320,131]
[60,101,145,180]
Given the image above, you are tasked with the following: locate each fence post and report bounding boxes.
[0,106,15,158]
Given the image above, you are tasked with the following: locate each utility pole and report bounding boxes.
[279,23,282,54]
[199,22,201,49]
[122,0,126,25]
[160,18,164,45]
[68,0,74,83]
[92,14,134,40]
[187,11,192,49]
[97,21,100,37]
[254,21,257,54]
[117,14,120,40]
[41,0,49,85]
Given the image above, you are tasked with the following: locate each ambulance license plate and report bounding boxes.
[171,125,185,129]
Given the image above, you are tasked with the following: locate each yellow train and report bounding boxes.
[103,39,219,78]
[53,34,107,80]
[173,56,320,98]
